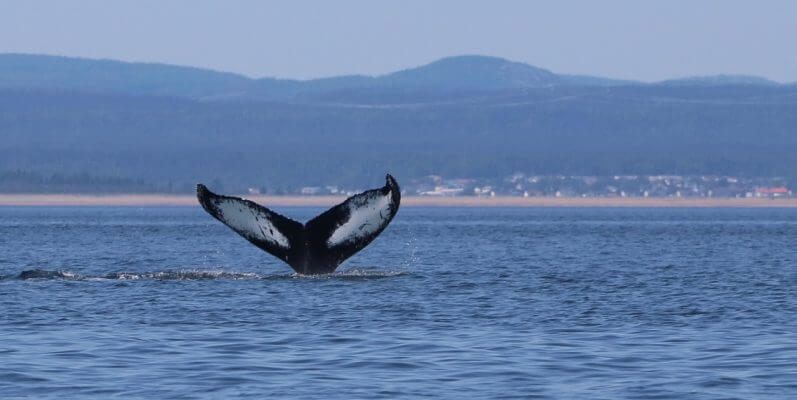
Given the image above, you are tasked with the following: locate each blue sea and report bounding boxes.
[1,206,796,399]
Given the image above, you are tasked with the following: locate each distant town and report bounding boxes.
[1,170,793,198]
[286,174,793,198]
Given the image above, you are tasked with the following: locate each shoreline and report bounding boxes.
[1,194,796,207]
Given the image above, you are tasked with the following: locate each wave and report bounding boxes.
[8,268,408,282]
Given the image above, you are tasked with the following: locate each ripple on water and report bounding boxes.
[2,207,797,399]
[9,268,410,282]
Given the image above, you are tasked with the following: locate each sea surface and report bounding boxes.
[1,206,796,399]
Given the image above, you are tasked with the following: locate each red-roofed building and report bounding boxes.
[755,187,792,198]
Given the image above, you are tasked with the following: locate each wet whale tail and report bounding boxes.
[197,175,401,274]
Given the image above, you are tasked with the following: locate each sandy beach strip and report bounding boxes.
[1,194,796,207]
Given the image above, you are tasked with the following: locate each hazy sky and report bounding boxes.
[2,0,795,82]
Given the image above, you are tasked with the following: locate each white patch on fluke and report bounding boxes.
[213,198,289,248]
[327,190,393,247]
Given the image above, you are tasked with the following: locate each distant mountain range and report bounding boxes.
[0,53,789,101]
[0,53,796,193]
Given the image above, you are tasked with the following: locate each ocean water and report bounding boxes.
[1,206,796,399]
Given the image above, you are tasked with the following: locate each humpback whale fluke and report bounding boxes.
[197,175,401,274]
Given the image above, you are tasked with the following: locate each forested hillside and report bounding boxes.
[1,54,796,193]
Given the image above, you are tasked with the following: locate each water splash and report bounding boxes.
[402,236,419,269]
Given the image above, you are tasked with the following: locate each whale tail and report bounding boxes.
[197,175,401,274]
